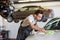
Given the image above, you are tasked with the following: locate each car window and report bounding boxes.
[20,7,28,11]
[29,7,39,11]
[44,18,60,30]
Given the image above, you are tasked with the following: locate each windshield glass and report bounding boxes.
[44,18,60,30]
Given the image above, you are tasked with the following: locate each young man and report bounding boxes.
[17,10,48,40]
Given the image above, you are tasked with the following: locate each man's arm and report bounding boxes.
[29,22,48,33]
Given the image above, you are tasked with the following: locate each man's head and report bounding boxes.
[34,10,43,21]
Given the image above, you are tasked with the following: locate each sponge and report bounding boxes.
[45,30,55,35]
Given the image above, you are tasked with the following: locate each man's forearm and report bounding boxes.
[32,26,48,33]
[39,28,48,33]
[29,22,48,33]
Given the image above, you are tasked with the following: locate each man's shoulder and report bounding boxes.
[27,14,35,22]
[28,14,33,18]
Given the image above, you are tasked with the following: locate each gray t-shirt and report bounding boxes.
[21,15,37,27]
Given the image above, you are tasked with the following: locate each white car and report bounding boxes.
[26,18,60,40]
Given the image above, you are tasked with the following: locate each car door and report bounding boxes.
[13,7,30,19]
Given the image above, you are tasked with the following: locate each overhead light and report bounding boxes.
[18,1,29,2]
[4,19,7,22]
[18,0,42,2]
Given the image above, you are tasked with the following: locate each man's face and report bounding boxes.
[35,13,43,21]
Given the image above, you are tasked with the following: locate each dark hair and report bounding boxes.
[34,10,43,15]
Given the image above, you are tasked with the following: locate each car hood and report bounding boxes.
[26,30,60,40]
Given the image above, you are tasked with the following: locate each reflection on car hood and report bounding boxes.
[26,30,60,40]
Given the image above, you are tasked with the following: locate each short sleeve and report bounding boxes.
[28,16,33,23]
[27,15,36,25]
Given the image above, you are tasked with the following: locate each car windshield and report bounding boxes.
[44,18,60,30]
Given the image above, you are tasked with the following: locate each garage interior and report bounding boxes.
[0,0,60,40]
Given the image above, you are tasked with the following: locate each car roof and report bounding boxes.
[22,6,39,8]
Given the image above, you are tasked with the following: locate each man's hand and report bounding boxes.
[40,28,49,33]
